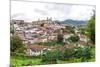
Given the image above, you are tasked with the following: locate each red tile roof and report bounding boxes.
[28,45,50,50]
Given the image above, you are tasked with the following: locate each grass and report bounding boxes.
[10,56,42,67]
[57,57,95,64]
[10,56,95,67]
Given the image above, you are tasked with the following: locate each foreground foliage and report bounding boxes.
[86,11,95,44]
[10,45,95,67]
[10,35,25,53]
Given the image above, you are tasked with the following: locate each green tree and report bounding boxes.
[63,48,75,60]
[10,27,15,35]
[68,35,79,43]
[42,50,56,64]
[10,35,25,53]
[74,46,92,62]
[57,34,64,43]
[74,47,83,58]
[87,11,95,44]
[81,46,91,62]
[42,49,63,64]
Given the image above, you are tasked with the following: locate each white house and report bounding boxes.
[79,35,88,42]
[26,45,51,56]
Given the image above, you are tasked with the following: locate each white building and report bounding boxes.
[26,45,51,56]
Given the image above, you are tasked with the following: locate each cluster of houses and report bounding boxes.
[11,18,65,44]
[10,18,90,56]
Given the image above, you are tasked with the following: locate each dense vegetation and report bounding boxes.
[10,35,25,54]
[10,45,95,67]
[87,14,95,44]
[67,35,80,43]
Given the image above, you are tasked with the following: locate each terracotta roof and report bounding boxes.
[27,44,77,51]
[28,45,50,51]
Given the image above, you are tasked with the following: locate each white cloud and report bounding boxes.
[68,5,95,20]
[11,1,95,22]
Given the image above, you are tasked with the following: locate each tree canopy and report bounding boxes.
[87,11,95,44]
[10,35,25,53]
[67,35,80,43]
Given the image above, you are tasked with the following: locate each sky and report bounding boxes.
[11,0,95,22]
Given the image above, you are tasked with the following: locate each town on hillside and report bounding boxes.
[10,1,95,66]
[10,17,93,56]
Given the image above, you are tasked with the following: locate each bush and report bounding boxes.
[57,34,64,43]
[10,35,25,53]
[67,35,79,43]
[81,46,92,62]
[63,48,75,60]
[41,49,63,64]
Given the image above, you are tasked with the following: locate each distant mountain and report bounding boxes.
[56,19,88,26]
